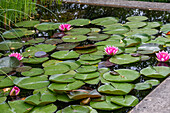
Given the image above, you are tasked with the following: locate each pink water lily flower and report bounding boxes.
[156,51,170,62]
[9,52,23,61]
[59,24,71,31]
[10,86,20,96]
[105,46,119,55]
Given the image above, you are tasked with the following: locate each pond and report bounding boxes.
[0,2,170,113]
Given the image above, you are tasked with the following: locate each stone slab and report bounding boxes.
[63,0,170,11]
[130,76,170,113]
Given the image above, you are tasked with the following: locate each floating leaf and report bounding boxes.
[56,43,80,50]
[13,76,50,89]
[66,28,90,35]
[44,64,70,75]
[76,66,97,73]
[104,26,129,34]
[80,54,103,61]
[160,23,170,33]
[124,22,147,29]
[98,83,134,95]
[67,19,90,26]
[15,20,40,27]
[21,68,44,77]
[144,79,160,86]
[62,35,87,42]
[145,22,162,28]
[51,50,79,60]
[35,22,58,31]
[45,39,63,45]
[134,82,152,90]
[90,96,122,110]
[0,76,17,88]
[126,16,148,21]
[109,54,140,65]
[87,34,109,41]
[103,69,140,82]
[60,105,90,113]
[22,57,49,64]
[140,66,170,78]
[30,104,57,113]
[110,95,139,107]
[49,74,76,83]
[0,40,23,50]
[91,17,119,25]
[75,72,100,80]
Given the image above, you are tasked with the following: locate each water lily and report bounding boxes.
[10,86,20,96]
[105,46,118,55]
[59,24,71,31]
[156,51,170,62]
[9,52,23,61]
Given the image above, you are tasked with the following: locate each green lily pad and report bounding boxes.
[104,26,129,34]
[56,43,80,50]
[13,75,50,89]
[103,69,140,82]
[137,43,163,54]
[45,39,63,45]
[0,76,17,88]
[76,66,97,73]
[56,93,74,102]
[124,22,147,29]
[48,81,85,92]
[62,35,87,42]
[124,29,158,36]
[49,74,76,83]
[90,96,122,110]
[125,47,137,53]
[2,28,26,39]
[66,28,90,35]
[108,34,125,40]
[109,54,140,65]
[80,54,103,61]
[124,38,141,47]
[60,105,90,113]
[78,59,101,65]
[75,72,100,80]
[75,47,97,54]
[85,77,100,85]
[145,22,162,28]
[0,102,13,113]
[160,23,170,33]
[67,19,90,26]
[140,66,170,78]
[27,38,45,44]
[61,60,81,70]
[51,50,79,60]
[95,40,125,47]
[110,95,139,107]
[15,20,40,27]
[0,40,23,50]
[144,79,160,86]
[16,66,32,72]
[35,22,57,31]
[126,16,148,21]
[98,82,134,95]
[25,91,57,106]
[91,17,119,25]
[128,34,151,43]
[87,34,109,41]
[21,68,44,77]
[67,89,101,100]
[22,57,49,64]
[42,60,62,67]
[44,63,70,75]
[0,97,6,103]
[134,82,152,90]
[30,104,57,113]
[8,100,33,113]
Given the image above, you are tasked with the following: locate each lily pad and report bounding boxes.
[42,60,62,67]
[61,60,81,70]
[110,95,139,107]
[95,40,125,47]
[0,40,23,50]
[124,38,141,47]
[22,57,49,64]
[145,22,162,28]
[124,22,147,29]
[15,20,40,27]
[2,28,26,39]
[67,19,90,26]
[160,23,170,33]
[78,59,101,65]
[21,68,44,77]
[76,66,97,73]
[30,104,57,113]
[103,69,140,82]
[75,47,97,54]
[62,35,87,42]
[13,75,50,89]
[48,81,85,92]
[80,54,103,61]
[35,22,58,31]
[109,54,140,65]
[140,66,170,78]
[25,91,57,106]
[45,39,63,45]
[134,82,152,90]
[144,79,160,86]
[91,17,119,25]
[126,16,148,21]
[67,89,101,100]
[49,74,76,83]
[66,28,90,35]
[98,82,134,95]
[85,77,100,85]
[87,34,109,41]
[104,26,129,34]
[128,34,151,43]
[75,72,100,80]
[137,43,163,54]
[60,105,90,113]
[56,43,80,50]
[8,100,34,113]
[44,63,70,75]
[0,76,17,88]
[51,50,79,60]
[124,29,158,36]
[90,96,122,110]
